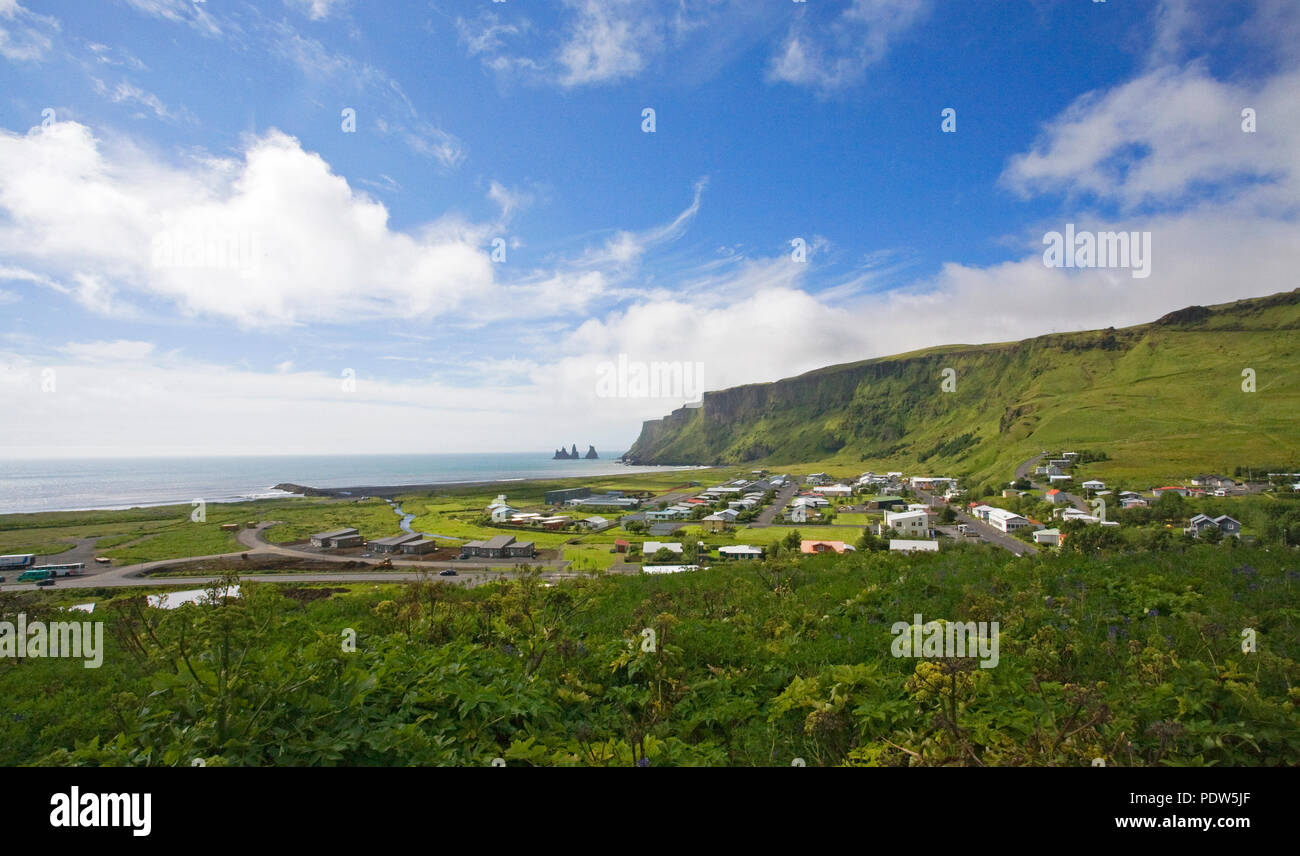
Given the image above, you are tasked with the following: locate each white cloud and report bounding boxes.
[1002,64,1300,211]
[579,178,705,268]
[0,0,53,62]
[767,0,930,92]
[0,122,497,326]
[458,0,767,88]
[62,339,156,363]
[120,0,221,37]
[556,0,655,86]
[93,78,179,121]
[488,181,533,223]
[289,0,349,22]
[270,28,466,168]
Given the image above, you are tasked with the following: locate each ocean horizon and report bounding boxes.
[0,452,697,515]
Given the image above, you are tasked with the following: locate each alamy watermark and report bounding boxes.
[595,354,705,401]
[152,222,262,276]
[50,787,150,837]
[0,613,104,668]
[1043,224,1150,279]
[890,614,999,668]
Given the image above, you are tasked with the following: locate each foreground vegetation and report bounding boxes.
[3,543,1295,766]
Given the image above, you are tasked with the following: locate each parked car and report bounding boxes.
[439,569,458,576]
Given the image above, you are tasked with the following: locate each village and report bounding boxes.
[251,451,1286,578]
[2,451,1290,590]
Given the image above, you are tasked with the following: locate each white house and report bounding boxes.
[1049,474,1073,484]
[890,539,939,553]
[1081,480,1106,491]
[884,509,930,537]
[812,484,853,497]
[718,545,764,560]
[490,504,518,522]
[985,507,1031,533]
[642,541,684,558]
[1033,528,1062,546]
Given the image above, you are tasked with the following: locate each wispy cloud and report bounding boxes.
[767,0,930,92]
[0,0,56,62]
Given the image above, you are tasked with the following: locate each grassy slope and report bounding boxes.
[624,291,1300,485]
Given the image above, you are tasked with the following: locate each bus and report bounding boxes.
[17,569,52,582]
[30,563,86,577]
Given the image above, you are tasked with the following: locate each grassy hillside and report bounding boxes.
[623,290,1300,485]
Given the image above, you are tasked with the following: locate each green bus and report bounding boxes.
[17,569,52,582]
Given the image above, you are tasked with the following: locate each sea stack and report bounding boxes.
[585,445,599,459]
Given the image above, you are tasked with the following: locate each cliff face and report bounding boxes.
[622,290,1300,479]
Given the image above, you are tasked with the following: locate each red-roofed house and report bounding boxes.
[801,540,850,555]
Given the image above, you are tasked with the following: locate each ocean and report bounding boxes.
[0,453,694,515]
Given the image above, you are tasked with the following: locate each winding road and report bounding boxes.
[2,521,572,593]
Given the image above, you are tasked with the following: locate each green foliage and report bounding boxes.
[4,545,1297,767]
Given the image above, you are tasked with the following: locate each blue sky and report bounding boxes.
[1,0,1297,457]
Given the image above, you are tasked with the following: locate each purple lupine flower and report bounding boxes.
[1147,608,1158,617]
[1107,625,1117,642]
[637,757,651,768]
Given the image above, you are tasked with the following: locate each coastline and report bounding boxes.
[0,460,710,517]
[272,463,711,499]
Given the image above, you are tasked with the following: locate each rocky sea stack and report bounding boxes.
[553,444,599,459]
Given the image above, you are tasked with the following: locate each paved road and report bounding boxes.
[751,480,801,527]
[1,521,571,593]
[911,485,1038,557]
[1016,453,1089,511]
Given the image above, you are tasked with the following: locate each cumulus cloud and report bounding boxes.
[0,122,497,326]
